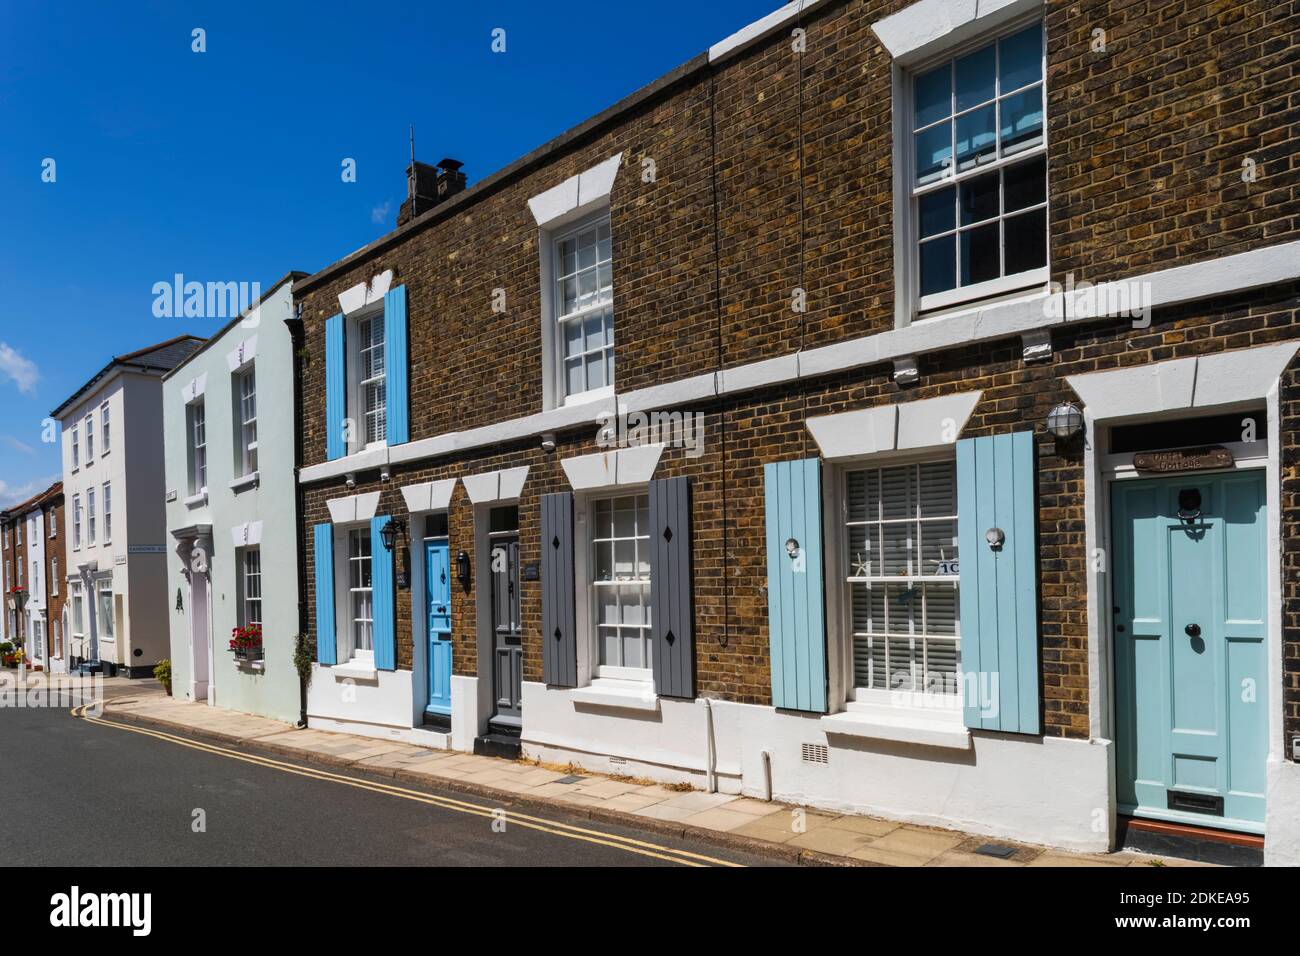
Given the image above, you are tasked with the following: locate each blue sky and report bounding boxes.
[0,0,768,506]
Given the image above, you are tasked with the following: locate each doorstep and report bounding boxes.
[94,689,1216,869]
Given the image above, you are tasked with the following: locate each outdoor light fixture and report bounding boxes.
[785,538,800,559]
[456,550,471,589]
[1045,402,1084,440]
[985,527,1005,551]
[379,517,406,553]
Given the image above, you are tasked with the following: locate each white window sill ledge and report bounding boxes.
[570,678,659,713]
[329,661,377,681]
[820,709,971,751]
[183,491,208,509]
[229,472,259,493]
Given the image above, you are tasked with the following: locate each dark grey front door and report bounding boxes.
[489,507,523,727]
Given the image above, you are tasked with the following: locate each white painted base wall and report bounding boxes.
[451,675,484,752]
[1265,758,1300,867]
[306,664,450,749]
[521,681,1114,853]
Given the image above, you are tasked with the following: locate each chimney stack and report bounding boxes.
[397,157,467,226]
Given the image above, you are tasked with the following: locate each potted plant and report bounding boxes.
[229,623,263,662]
[153,659,172,696]
[0,641,14,668]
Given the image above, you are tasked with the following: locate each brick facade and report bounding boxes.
[293,0,1300,747]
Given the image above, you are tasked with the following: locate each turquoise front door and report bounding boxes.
[1111,471,1268,832]
[425,541,453,717]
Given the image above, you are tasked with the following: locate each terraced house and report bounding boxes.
[289,0,1300,863]
[1,482,64,672]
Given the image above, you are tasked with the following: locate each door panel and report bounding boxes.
[426,541,452,716]
[1111,471,1267,831]
[490,536,523,722]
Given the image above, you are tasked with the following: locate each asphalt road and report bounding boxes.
[0,689,778,867]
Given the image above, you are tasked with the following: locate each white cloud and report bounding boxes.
[0,435,35,456]
[371,200,392,225]
[0,343,38,395]
[0,474,59,510]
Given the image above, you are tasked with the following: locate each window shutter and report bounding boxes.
[540,492,577,687]
[325,313,347,460]
[764,458,828,713]
[649,476,694,699]
[313,523,336,665]
[371,515,396,671]
[956,431,1040,734]
[383,285,409,445]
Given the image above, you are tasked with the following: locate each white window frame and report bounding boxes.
[70,424,79,471]
[97,582,115,642]
[87,488,96,546]
[100,401,111,454]
[72,495,82,550]
[347,307,387,453]
[84,412,95,462]
[240,547,262,627]
[72,581,85,637]
[237,366,258,476]
[332,525,375,667]
[102,482,112,543]
[829,452,964,711]
[51,557,58,597]
[550,210,616,406]
[188,399,208,495]
[48,509,56,538]
[586,491,653,682]
[892,13,1048,325]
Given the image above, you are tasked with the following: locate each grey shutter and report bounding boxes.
[540,492,577,687]
[649,477,695,699]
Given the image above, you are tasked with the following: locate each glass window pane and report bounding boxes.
[914,123,952,185]
[914,64,951,128]
[919,235,956,297]
[954,103,996,171]
[999,23,1042,91]
[918,186,955,238]
[594,498,612,534]
[613,502,635,538]
[954,43,996,111]
[621,629,643,669]
[999,85,1044,155]
[595,542,614,581]
[1004,154,1047,212]
[601,592,619,627]
[1004,207,1048,275]
[561,239,577,275]
[585,352,605,389]
[565,358,584,395]
[882,524,911,575]
[960,221,1000,285]
[959,171,1000,225]
[614,540,635,579]
[602,629,621,667]
[920,518,957,570]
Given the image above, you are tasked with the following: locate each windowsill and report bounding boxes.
[562,385,615,408]
[821,697,971,750]
[184,490,209,509]
[570,677,659,713]
[329,659,377,681]
[229,472,259,493]
[916,267,1049,316]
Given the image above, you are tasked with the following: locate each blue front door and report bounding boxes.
[425,541,453,716]
[1111,471,1268,832]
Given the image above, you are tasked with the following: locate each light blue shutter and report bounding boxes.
[371,515,396,671]
[764,458,828,713]
[957,431,1040,734]
[314,524,336,665]
[383,285,409,446]
[325,313,347,460]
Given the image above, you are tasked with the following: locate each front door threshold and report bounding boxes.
[474,732,522,760]
[1118,815,1264,866]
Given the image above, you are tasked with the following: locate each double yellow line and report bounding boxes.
[71,703,743,867]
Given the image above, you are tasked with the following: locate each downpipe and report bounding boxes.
[702,697,718,793]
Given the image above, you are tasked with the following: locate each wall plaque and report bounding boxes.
[1133,445,1233,474]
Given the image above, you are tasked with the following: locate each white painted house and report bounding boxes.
[163,274,305,723]
[52,335,204,677]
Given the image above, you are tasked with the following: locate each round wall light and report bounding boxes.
[1045,402,1084,440]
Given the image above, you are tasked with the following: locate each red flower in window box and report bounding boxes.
[229,623,263,660]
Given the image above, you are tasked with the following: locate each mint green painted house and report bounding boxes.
[163,273,305,723]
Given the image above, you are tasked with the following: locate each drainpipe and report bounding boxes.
[286,304,309,729]
[702,697,718,793]
[760,749,774,803]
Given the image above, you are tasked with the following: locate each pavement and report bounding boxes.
[45,676,1212,868]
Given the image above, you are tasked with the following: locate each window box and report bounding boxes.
[229,623,263,662]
